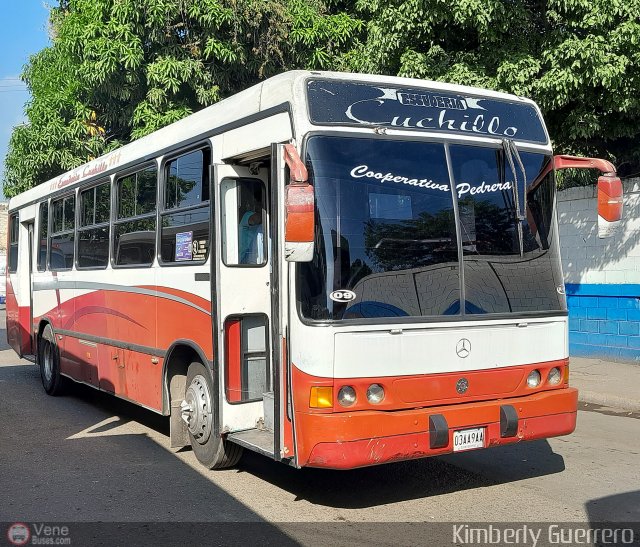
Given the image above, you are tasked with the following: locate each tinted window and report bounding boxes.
[49,195,75,270]
[37,203,48,271]
[449,145,564,314]
[81,182,110,227]
[300,136,459,320]
[160,208,210,262]
[220,178,266,266]
[161,149,211,263]
[114,221,156,266]
[165,149,209,209]
[78,182,110,268]
[299,136,563,322]
[8,214,19,273]
[117,166,157,219]
[115,166,157,266]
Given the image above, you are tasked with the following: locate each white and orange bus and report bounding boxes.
[6,71,623,470]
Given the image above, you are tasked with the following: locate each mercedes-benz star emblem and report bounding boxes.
[456,338,471,358]
[456,378,469,394]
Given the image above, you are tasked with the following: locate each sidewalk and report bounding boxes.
[569,356,640,412]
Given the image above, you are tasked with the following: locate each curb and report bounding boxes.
[578,390,640,413]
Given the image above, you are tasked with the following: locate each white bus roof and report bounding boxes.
[8,70,543,211]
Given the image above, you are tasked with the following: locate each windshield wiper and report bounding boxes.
[502,139,527,257]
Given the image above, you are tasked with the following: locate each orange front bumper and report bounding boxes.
[296,387,578,469]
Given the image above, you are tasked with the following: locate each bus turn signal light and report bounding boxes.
[309,386,333,408]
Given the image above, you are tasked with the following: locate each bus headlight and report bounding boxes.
[527,370,541,388]
[547,367,562,385]
[337,386,356,407]
[366,384,385,404]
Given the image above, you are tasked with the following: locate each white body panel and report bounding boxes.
[290,317,568,379]
[333,318,567,378]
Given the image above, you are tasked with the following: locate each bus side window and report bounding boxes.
[8,214,19,273]
[78,181,110,269]
[37,202,48,271]
[49,195,75,271]
[220,178,266,266]
[114,165,157,267]
[160,148,211,264]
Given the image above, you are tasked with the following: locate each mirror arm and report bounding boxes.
[283,144,308,184]
[553,155,616,176]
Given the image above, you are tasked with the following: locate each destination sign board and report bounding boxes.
[307,79,548,144]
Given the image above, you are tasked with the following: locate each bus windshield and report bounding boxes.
[298,135,565,321]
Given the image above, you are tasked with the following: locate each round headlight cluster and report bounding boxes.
[367,384,385,404]
[337,386,356,407]
[527,370,542,388]
[337,384,386,406]
[547,367,562,385]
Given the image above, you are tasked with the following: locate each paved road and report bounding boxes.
[0,308,638,543]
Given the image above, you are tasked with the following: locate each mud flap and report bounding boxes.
[170,399,190,449]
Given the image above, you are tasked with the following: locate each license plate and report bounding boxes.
[453,427,486,452]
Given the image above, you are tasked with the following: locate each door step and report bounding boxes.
[227,428,274,458]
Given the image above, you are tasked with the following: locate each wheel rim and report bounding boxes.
[181,374,213,444]
[42,342,53,383]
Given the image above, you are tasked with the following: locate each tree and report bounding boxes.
[3,0,361,197]
[344,0,640,176]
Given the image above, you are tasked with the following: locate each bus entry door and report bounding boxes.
[214,164,273,433]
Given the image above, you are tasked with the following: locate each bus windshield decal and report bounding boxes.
[350,164,513,199]
[307,80,548,144]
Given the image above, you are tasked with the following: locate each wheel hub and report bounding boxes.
[181,375,212,444]
[42,343,53,383]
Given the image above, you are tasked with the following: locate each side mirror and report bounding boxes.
[551,155,623,238]
[283,144,315,262]
[597,175,623,238]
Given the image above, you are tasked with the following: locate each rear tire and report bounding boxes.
[38,324,68,396]
[183,361,243,469]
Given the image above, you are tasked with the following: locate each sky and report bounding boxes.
[0,1,51,200]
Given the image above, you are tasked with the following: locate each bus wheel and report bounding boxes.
[38,325,68,396]
[182,361,243,469]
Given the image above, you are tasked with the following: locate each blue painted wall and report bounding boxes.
[566,284,640,363]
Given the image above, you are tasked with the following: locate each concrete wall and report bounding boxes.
[557,179,640,363]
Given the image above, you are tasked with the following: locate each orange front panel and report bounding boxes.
[296,388,577,469]
[394,366,524,403]
[292,360,568,414]
[304,410,577,469]
[291,363,577,469]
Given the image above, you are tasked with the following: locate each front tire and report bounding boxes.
[182,361,243,469]
[38,324,68,396]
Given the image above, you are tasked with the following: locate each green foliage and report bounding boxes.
[345,0,640,175]
[5,0,639,198]
[3,0,362,197]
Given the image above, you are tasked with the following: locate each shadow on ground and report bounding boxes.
[235,438,565,510]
